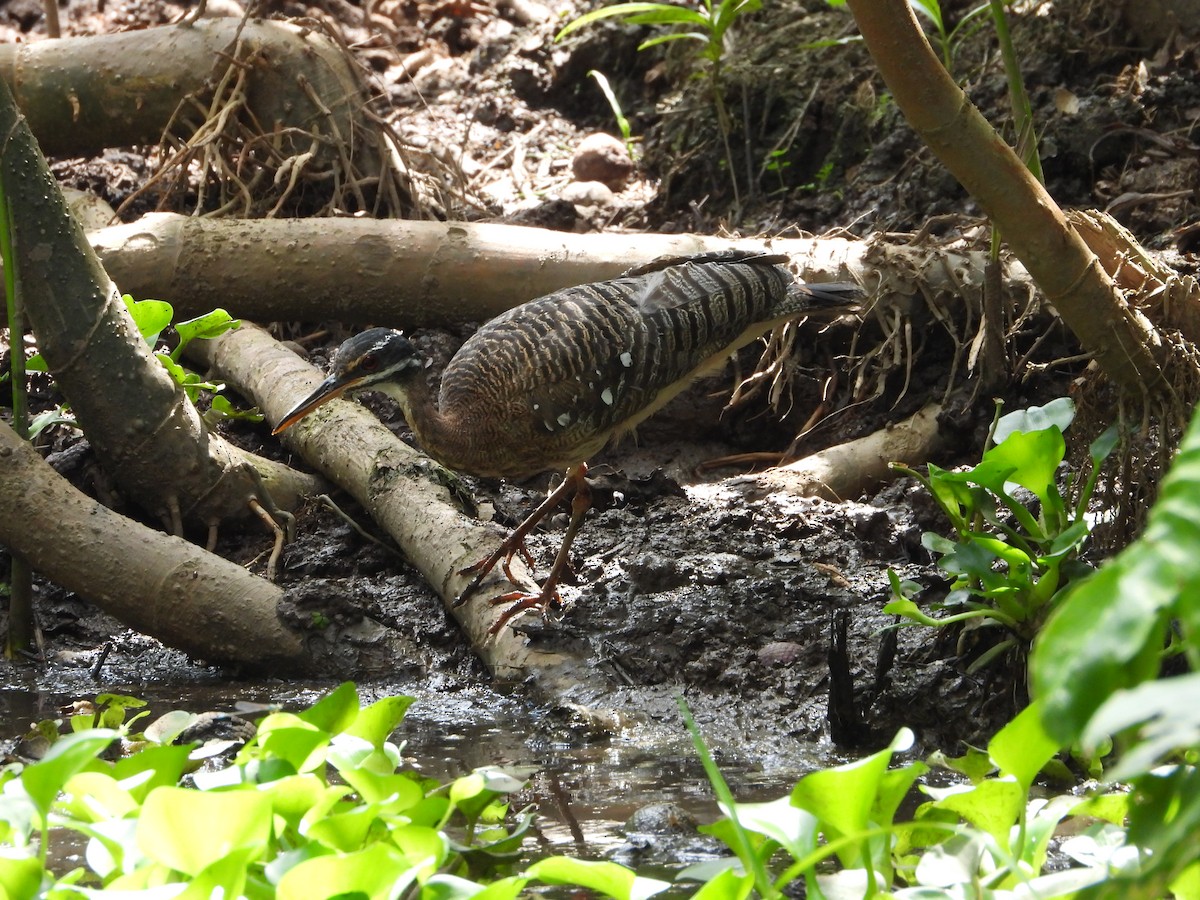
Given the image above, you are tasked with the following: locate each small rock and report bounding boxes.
[625,802,698,836]
[758,641,805,666]
[571,133,635,191]
[560,180,614,207]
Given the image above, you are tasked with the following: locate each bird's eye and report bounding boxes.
[360,353,380,372]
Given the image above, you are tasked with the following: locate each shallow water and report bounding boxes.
[0,675,832,870]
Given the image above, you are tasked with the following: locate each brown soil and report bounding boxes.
[2,0,1198,763]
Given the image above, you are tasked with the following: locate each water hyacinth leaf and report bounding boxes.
[344,694,415,749]
[298,681,361,734]
[0,855,43,897]
[686,865,754,900]
[137,787,271,875]
[423,873,530,900]
[984,700,1060,792]
[1082,674,1200,782]
[791,728,914,865]
[335,765,425,809]
[720,796,817,859]
[1030,408,1200,741]
[992,396,1075,445]
[60,771,138,823]
[277,841,417,900]
[254,773,331,826]
[253,713,331,773]
[922,778,1024,848]
[20,730,120,818]
[527,856,671,900]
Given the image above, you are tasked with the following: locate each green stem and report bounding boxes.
[988,0,1043,182]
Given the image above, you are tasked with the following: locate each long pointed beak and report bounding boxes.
[272,374,361,435]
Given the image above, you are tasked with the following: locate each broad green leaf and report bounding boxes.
[253,713,330,773]
[277,841,416,900]
[336,766,424,809]
[722,796,817,859]
[172,309,239,360]
[988,700,1061,792]
[297,681,360,734]
[921,778,1024,847]
[254,773,331,826]
[423,874,529,900]
[59,771,138,823]
[0,855,44,899]
[993,397,1074,445]
[122,295,174,347]
[137,786,271,875]
[791,728,913,865]
[686,865,754,900]
[979,427,1064,501]
[110,744,195,801]
[1032,538,1178,743]
[345,694,415,748]
[527,857,670,900]
[1083,673,1200,781]
[20,730,120,818]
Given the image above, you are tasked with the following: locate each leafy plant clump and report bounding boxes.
[21,295,254,437]
[886,397,1117,672]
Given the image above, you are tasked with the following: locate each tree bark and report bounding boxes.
[89,213,1034,326]
[0,18,372,165]
[0,72,317,532]
[0,422,307,670]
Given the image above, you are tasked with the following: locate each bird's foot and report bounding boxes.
[454,537,537,606]
[486,587,565,635]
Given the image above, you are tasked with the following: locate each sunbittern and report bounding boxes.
[274,250,861,631]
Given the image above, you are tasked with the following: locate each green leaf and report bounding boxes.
[686,865,755,900]
[791,728,914,866]
[725,796,817,859]
[993,397,1074,445]
[921,778,1024,848]
[1083,673,1200,781]
[172,309,239,360]
[297,681,361,734]
[277,841,417,900]
[122,295,174,347]
[555,3,705,41]
[987,701,1060,792]
[137,786,271,875]
[979,427,1065,502]
[345,694,415,749]
[527,857,671,900]
[253,712,331,773]
[20,730,120,818]
[0,856,44,899]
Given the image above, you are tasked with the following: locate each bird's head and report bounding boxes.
[272,328,423,435]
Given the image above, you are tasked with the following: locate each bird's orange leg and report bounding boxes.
[456,464,591,633]
[486,469,592,633]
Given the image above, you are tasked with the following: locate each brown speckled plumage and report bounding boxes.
[279,250,858,478]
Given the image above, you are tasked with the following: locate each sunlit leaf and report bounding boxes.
[277,841,415,900]
[527,857,670,900]
[137,786,271,875]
